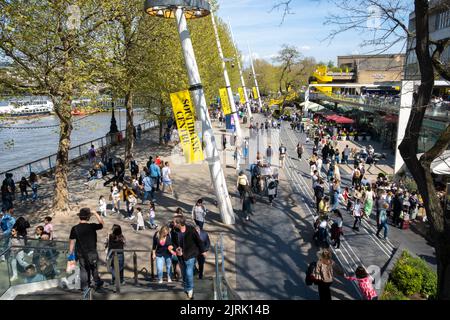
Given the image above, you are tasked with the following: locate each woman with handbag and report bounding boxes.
[313,248,344,300]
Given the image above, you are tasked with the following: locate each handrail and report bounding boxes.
[214,233,241,300]
[107,249,155,294]
[0,120,157,181]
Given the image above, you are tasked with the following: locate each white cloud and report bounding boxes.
[301,45,312,51]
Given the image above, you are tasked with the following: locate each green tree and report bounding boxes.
[0,0,117,215]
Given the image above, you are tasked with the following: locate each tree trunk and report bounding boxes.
[125,91,134,169]
[159,101,164,145]
[52,97,72,215]
[398,0,450,299]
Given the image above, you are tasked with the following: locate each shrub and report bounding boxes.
[381,281,409,300]
[391,253,423,296]
[389,251,437,299]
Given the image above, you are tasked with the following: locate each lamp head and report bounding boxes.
[144,0,211,19]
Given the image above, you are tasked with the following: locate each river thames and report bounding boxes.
[0,110,147,173]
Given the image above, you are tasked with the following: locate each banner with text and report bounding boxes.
[238,87,246,104]
[170,90,204,164]
[219,88,232,115]
[252,87,259,100]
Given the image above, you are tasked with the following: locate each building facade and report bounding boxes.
[404,0,450,80]
[337,54,405,84]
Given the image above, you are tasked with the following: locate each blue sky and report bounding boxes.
[217,0,410,66]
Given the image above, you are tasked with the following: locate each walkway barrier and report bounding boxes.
[213,233,241,300]
[108,249,155,294]
[0,120,158,183]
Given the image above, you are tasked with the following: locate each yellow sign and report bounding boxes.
[219,88,232,115]
[238,87,246,104]
[170,90,204,164]
[252,87,259,99]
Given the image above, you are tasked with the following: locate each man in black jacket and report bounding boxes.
[172,216,207,299]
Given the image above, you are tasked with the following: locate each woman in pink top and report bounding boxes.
[345,266,378,300]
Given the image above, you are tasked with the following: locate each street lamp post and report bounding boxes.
[248,44,263,111]
[228,20,252,120]
[144,0,235,225]
[210,10,242,146]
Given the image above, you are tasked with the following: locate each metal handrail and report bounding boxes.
[214,233,241,300]
[107,249,155,294]
[0,120,157,182]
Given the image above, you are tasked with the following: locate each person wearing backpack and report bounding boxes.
[314,179,325,212]
[313,248,344,300]
[237,171,249,201]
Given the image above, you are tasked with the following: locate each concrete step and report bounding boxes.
[15,276,214,300]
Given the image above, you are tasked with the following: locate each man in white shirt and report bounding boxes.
[343,145,350,164]
[161,162,174,195]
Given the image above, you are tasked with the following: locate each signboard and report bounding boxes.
[170,90,204,164]
[219,88,232,115]
[238,87,246,104]
[252,87,259,99]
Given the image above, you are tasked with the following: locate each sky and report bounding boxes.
[217,0,410,67]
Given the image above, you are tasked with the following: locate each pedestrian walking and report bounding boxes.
[152,226,176,283]
[242,185,254,221]
[312,248,344,300]
[98,195,107,217]
[123,185,137,220]
[150,160,161,192]
[148,202,158,229]
[352,197,363,231]
[141,173,155,204]
[376,202,389,240]
[222,134,227,151]
[345,266,378,300]
[30,172,39,201]
[195,226,210,280]
[330,209,343,250]
[192,199,207,230]
[110,183,121,214]
[88,145,96,165]
[161,162,174,195]
[279,143,287,168]
[43,216,54,240]
[19,177,31,201]
[69,208,105,296]
[105,224,125,287]
[266,175,278,205]
[172,215,207,299]
[296,143,304,160]
[266,145,273,165]
[237,171,249,200]
[136,207,146,230]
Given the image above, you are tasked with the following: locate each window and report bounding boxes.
[436,10,450,30]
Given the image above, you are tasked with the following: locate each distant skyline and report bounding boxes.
[217,0,410,67]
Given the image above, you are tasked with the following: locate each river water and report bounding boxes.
[0,111,147,173]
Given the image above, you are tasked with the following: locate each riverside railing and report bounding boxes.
[0,120,158,182]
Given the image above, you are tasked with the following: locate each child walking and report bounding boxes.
[345,266,378,300]
[98,196,107,217]
[135,207,145,231]
[149,202,157,229]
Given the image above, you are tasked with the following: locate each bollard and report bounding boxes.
[114,252,120,293]
[133,252,138,285]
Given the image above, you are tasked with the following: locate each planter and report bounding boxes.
[366,136,372,141]
[349,136,354,141]
[357,136,364,141]
[341,136,347,141]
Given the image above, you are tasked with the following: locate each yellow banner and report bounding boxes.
[252,87,259,99]
[219,88,232,115]
[238,87,246,104]
[170,90,204,164]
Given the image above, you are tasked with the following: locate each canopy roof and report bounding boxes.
[417,150,450,175]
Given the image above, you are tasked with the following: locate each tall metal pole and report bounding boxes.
[175,8,235,225]
[248,44,263,111]
[210,10,242,145]
[227,20,252,120]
